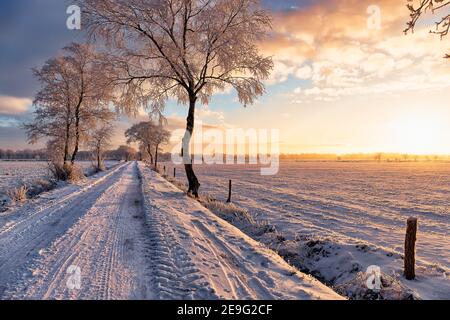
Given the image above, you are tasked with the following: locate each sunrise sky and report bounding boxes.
[1,0,450,154]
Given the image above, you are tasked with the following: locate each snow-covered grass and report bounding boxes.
[0,160,119,208]
[7,186,28,203]
[163,161,450,300]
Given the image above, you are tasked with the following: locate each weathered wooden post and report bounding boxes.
[174,168,176,178]
[404,217,418,280]
[226,180,232,203]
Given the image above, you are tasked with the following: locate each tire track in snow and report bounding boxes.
[2,162,153,300]
[0,163,128,297]
[0,162,126,237]
[1,161,342,300]
[138,163,343,300]
[142,201,218,300]
[191,219,276,300]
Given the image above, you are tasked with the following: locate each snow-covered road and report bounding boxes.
[0,162,150,299]
[0,162,341,300]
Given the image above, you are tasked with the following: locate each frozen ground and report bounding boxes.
[0,160,118,202]
[167,161,450,299]
[0,162,341,300]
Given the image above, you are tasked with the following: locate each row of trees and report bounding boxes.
[125,121,171,168]
[22,0,446,192]
[23,41,174,173]
[24,0,274,194]
[74,0,274,196]
[0,149,48,160]
[24,43,117,172]
[0,147,138,162]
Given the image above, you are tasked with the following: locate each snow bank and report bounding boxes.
[160,165,449,300]
[138,163,344,300]
[0,161,120,212]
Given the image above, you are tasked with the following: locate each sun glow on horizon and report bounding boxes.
[388,113,446,155]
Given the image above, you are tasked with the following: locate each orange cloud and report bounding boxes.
[0,96,32,115]
[260,0,450,100]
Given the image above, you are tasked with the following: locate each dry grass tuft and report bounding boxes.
[48,162,85,182]
[157,167,276,238]
[7,185,28,203]
[198,194,276,237]
[66,165,85,182]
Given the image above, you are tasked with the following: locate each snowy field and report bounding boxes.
[0,162,341,300]
[169,161,449,272]
[0,159,448,299]
[0,161,118,201]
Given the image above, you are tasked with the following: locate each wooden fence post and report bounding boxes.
[404,217,418,280]
[226,180,232,203]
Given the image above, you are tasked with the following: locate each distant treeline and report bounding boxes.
[0,147,172,162]
[2,149,449,162]
[280,153,450,162]
[0,149,49,160]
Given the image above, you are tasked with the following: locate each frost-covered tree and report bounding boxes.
[152,125,171,169]
[125,121,170,167]
[405,0,450,59]
[88,123,115,171]
[125,122,156,164]
[61,43,116,163]
[25,43,115,165]
[24,55,77,164]
[79,0,273,196]
[115,145,137,161]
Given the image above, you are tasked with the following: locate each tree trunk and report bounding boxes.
[63,139,69,165]
[97,147,101,170]
[155,144,159,170]
[183,96,200,197]
[147,145,153,165]
[63,121,70,165]
[71,102,82,165]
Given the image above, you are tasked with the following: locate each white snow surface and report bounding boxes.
[0,161,342,300]
[0,160,118,203]
[165,161,450,300]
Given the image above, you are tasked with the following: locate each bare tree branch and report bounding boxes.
[405,0,450,58]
